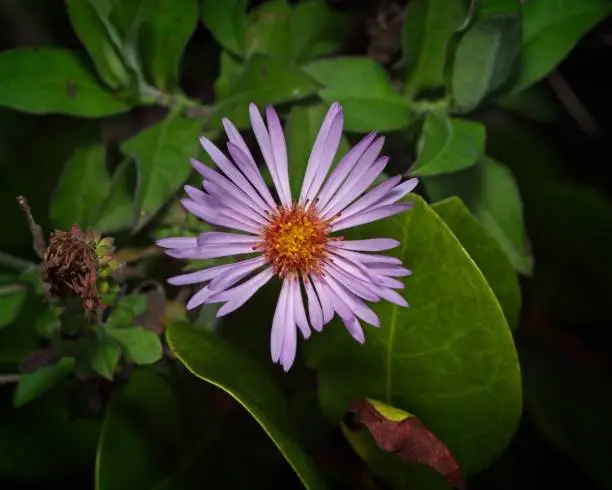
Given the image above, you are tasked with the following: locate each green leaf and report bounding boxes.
[514,0,612,93]
[498,83,563,123]
[119,294,148,316]
[411,111,485,177]
[134,0,199,90]
[285,104,350,198]
[106,326,162,365]
[88,337,121,380]
[121,115,202,231]
[521,335,612,490]
[0,388,100,482]
[50,144,112,229]
[201,0,248,55]
[291,0,352,62]
[305,194,522,475]
[431,197,521,329]
[65,0,131,90]
[451,14,522,112]
[246,0,293,61]
[166,322,327,490]
[92,160,135,233]
[95,369,183,490]
[402,0,467,96]
[214,50,244,100]
[214,55,320,128]
[425,157,534,275]
[0,284,27,330]
[0,48,130,117]
[303,57,413,132]
[13,358,76,408]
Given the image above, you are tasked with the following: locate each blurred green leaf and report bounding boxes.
[166,322,327,490]
[411,111,485,176]
[0,284,27,330]
[303,57,413,132]
[498,83,564,123]
[201,0,248,56]
[214,50,244,99]
[246,0,293,60]
[96,369,183,490]
[88,334,121,380]
[521,335,612,490]
[214,55,320,128]
[121,115,201,231]
[285,104,350,197]
[402,0,466,96]
[432,197,521,329]
[50,144,112,229]
[65,0,131,90]
[0,48,130,117]
[291,0,352,62]
[513,0,612,93]
[35,307,62,339]
[13,358,75,408]
[425,157,533,275]
[451,14,521,112]
[92,160,135,233]
[106,326,162,365]
[119,294,149,316]
[306,195,522,475]
[0,388,100,482]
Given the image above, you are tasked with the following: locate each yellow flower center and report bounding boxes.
[261,205,333,277]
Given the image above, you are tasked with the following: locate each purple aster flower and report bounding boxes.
[158,103,418,371]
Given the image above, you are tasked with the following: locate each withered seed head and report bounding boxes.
[41,224,100,311]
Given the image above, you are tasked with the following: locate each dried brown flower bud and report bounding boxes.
[41,224,100,311]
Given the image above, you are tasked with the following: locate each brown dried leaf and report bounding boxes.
[349,398,464,490]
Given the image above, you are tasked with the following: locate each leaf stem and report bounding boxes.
[0,374,21,385]
[0,251,38,271]
[139,85,214,120]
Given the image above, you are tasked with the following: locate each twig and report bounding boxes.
[548,70,601,140]
[0,374,21,385]
[0,251,37,271]
[16,195,46,258]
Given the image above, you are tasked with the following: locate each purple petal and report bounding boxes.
[194,159,268,220]
[249,104,286,206]
[323,283,365,343]
[182,198,261,234]
[372,178,419,208]
[156,237,197,249]
[168,256,264,286]
[197,232,260,246]
[203,180,268,225]
[227,142,276,210]
[199,136,271,215]
[368,264,413,277]
[331,238,399,252]
[302,108,344,203]
[331,248,402,266]
[312,277,334,323]
[213,268,274,316]
[266,106,292,206]
[323,275,380,328]
[271,279,290,363]
[184,185,207,202]
[315,132,377,210]
[332,176,400,224]
[331,203,412,232]
[166,244,256,260]
[322,156,388,219]
[325,262,381,301]
[299,102,342,203]
[208,256,266,291]
[290,279,311,339]
[304,277,324,332]
[279,280,298,371]
[320,136,385,218]
[186,286,213,310]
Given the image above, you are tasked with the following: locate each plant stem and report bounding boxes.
[0,374,21,384]
[0,251,38,271]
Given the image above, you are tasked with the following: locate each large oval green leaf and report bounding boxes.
[166,322,327,490]
[95,369,184,490]
[305,194,521,475]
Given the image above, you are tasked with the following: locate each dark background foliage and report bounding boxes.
[0,0,611,489]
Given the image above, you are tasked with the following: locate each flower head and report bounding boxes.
[158,103,418,371]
